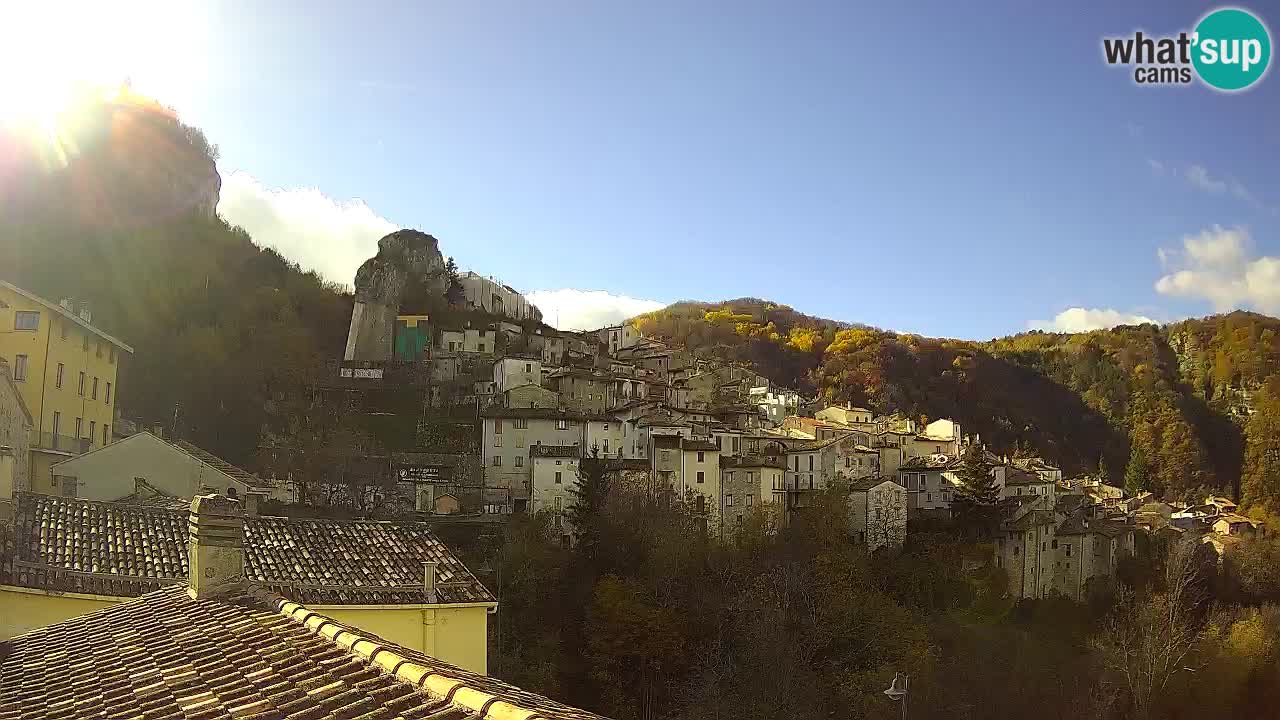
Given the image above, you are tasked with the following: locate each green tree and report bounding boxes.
[444,256,464,306]
[1242,375,1280,514]
[952,441,999,534]
[566,448,611,562]
[1125,445,1150,496]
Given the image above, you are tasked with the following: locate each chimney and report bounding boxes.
[423,561,438,604]
[188,494,245,599]
[244,489,268,517]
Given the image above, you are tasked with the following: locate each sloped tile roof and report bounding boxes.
[8,493,494,605]
[0,583,610,720]
[169,438,276,490]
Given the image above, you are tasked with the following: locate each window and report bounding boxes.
[478,343,486,352]
[808,455,813,471]
[515,456,523,467]
[726,494,734,506]
[794,456,800,471]
[92,377,99,400]
[1051,539,1058,549]
[513,418,528,429]
[14,311,39,330]
[525,363,532,373]
[13,355,28,382]
[1065,544,1072,557]
[89,421,96,445]
[492,455,502,466]
[105,382,111,404]
[494,434,502,447]
[555,471,562,484]
[746,494,753,506]
[103,425,110,445]
[875,508,882,520]
[449,342,457,351]
[697,451,704,462]
[75,417,83,439]
[1042,541,1047,551]
[732,436,739,453]
[56,363,64,388]
[52,412,60,437]
[926,492,932,502]
[557,419,569,430]
[1013,546,1020,556]
[697,471,704,484]
[78,372,85,395]
[554,496,562,511]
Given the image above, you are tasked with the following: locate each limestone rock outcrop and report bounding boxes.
[344,230,447,361]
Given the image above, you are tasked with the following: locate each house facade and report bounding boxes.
[849,478,908,551]
[48,431,281,502]
[0,281,133,493]
[0,358,32,503]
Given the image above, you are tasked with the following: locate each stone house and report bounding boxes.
[849,478,908,551]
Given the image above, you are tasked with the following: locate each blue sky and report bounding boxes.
[162,0,1280,336]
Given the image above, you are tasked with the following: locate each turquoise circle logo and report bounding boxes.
[1193,8,1271,91]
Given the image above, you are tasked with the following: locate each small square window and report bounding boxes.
[14,311,39,331]
[697,471,704,484]
[515,456,523,467]
[492,455,502,467]
[555,471,562,484]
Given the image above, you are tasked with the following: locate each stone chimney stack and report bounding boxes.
[423,561,438,604]
[188,494,245,599]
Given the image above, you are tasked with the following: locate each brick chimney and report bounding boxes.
[188,494,245,599]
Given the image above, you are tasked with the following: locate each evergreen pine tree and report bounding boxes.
[952,441,999,533]
[1124,445,1150,496]
[566,447,611,560]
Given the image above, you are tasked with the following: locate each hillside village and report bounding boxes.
[2,228,1265,601]
[1,229,1278,720]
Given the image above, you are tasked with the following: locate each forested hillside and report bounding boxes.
[633,300,1280,503]
[0,94,352,466]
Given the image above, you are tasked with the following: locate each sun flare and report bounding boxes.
[0,0,203,142]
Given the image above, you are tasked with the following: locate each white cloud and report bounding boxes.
[527,289,664,331]
[1185,164,1228,194]
[1154,226,1280,313]
[1181,164,1271,211]
[1028,308,1157,333]
[216,170,398,285]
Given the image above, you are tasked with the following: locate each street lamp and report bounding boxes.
[883,672,908,720]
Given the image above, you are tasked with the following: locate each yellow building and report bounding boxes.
[0,492,497,672]
[0,281,133,493]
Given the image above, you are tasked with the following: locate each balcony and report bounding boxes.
[34,432,91,454]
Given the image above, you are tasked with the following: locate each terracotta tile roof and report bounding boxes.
[1003,468,1049,486]
[112,478,191,511]
[0,583,609,720]
[8,493,495,605]
[169,438,276,490]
